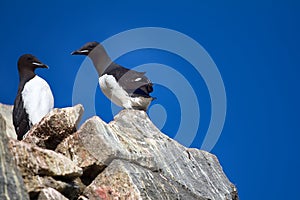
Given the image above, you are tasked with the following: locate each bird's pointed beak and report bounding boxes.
[71,50,80,55]
[32,62,49,69]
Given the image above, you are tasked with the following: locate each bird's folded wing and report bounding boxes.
[13,95,30,139]
[109,68,153,97]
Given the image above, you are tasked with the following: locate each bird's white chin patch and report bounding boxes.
[79,50,89,53]
[32,62,44,66]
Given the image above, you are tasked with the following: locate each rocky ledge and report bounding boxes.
[0,103,238,200]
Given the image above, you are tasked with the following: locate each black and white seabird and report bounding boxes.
[13,54,54,140]
[72,41,155,111]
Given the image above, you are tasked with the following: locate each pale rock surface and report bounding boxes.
[23,175,84,200]
[23,104,83,150]
[38,188,68,200]
[0,114,29,200]
[8,139,83,199]
[9,139,83,178]
[0,104,238,200]
[0,103,16,139]
[84,159,204,200]
[57,110,238,200]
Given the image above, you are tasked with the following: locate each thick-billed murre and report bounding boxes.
[13,54,54,140]
[72,41,155,111]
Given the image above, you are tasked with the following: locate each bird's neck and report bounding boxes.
[88,45,112,76]
[17,70,36,92]
[19,70,36,82]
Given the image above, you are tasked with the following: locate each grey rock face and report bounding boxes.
[0,114,29,200]
[83,159,205,200]
[55,116,124,185]
[0,103,16,139]
[111,110,236,199]
[23,104,84,150]
[1,103,238,199]
[58,109,238,200]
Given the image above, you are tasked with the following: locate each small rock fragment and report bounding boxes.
[24,104,84,150]
[9,139,83,179]
[37,187,68,200]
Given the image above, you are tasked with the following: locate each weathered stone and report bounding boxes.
[55,116,124,185]
[186,149,239,199]
[110,110,237,199]
[24,175,68,199]
[84,159,205,200]
[2,101,238,199]
[55,131,100,175]
[56,109,238,199]
[0,103,16,139]
[23,175,83,200]
[0,114,29,200]
[38,187,68,200]
[9,139,83,179]
[23,104,84,150]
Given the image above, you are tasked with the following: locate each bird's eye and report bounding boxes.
[27,57,33,61]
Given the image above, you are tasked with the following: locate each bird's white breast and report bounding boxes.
[99,74,131,108]
[22,75,54,125]
[98,74,152,110]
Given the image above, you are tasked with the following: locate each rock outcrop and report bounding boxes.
[0,104,238,200]
[0,114,29,200]
[9,139,83,179]
[24,105,84,150]
[0,103,16,139]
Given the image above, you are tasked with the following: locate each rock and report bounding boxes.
[0,114,29,200]
[8,139,84,199]
[83,159,204,200]
[9,139,83,179]
[23,175,83,200]
[111,110,238,199]
[55,116,123,185]
[1,102,238,199]
[186,149,239,199]
[38,188,68,200]
[24,175,68,199]
[0,103,16,139]
[57,109,238,199]
[23,104,84,150]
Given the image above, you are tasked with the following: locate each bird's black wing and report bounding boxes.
[106,63,153,98]
[13,92,30,140]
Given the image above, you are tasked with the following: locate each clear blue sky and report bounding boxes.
[1,1,299,199]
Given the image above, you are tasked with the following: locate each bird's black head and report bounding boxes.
[17,54,48,72]
[71,41,100,56]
